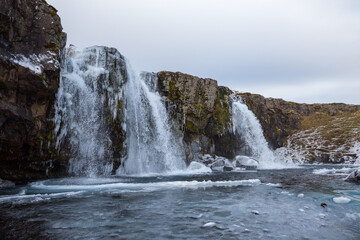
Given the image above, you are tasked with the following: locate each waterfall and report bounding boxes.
[231,95,289,168]
[118,64,186,175]
[54,46,126,177]
[54,46,185,176]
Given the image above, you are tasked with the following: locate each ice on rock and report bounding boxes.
[233,155,258,170]
[209,156,234,172]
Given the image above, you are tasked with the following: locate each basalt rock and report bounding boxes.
[0,0,67,180]
[157,71,242,163]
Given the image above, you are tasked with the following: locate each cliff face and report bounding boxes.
[238,92,360,163]
[157,72,360,164]
[0,0,66,180]
[157,71,244,163]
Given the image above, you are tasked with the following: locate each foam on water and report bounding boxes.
[313,167,355,176]
[29,179,261,193]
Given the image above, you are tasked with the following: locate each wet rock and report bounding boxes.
[223,166,234,172]
[251,210,259,215]
[0,0,67,180]
[0,178,15,189]
[157,71,236,163]
[209,156,234,172]
[345,169,360,183]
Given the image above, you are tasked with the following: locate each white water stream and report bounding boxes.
[231,95,290,168]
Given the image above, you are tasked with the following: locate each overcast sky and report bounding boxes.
[48,0,360,104]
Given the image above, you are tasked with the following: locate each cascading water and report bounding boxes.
[231,94,290,168]
[55,46,185,176]
[118,65,186,175]
[54,46,126,177]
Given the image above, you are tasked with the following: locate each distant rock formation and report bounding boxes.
[0,0,66,180]
[238,93,360,163]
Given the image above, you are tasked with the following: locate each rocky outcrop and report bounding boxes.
[0,0,66,180]
[238,92,360,163]
[157,71,244,163]
[346,169,360,183]
[157,72,360,164]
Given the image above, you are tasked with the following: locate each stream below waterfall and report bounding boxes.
[1,165,360,240]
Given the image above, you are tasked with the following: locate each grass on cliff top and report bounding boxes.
[298,110,360,148]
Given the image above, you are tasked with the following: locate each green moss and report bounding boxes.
[45,41,60,53]
[212,90,231,135]
[47,10,58,16]
[194,103,206,118]
[168,78,181,101]
[186,120,199,133]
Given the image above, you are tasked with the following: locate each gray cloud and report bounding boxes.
[48,0,360,104]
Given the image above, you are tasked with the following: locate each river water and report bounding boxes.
[1,165,359,240]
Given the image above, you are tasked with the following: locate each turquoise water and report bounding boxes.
[1,165,359,239]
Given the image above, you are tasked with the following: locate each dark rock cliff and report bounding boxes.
[157,71,244,163]
[0,0,66,180]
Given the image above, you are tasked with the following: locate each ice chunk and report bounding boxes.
[202,222,216,228]
[333,196,351,204]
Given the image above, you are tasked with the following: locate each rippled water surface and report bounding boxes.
[1,165,360,240]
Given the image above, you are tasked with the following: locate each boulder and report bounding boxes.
[345,169,360,183]
[210,156,234,172]
[233,155,258,170]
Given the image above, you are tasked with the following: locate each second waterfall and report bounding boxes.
[119,64,186,175]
